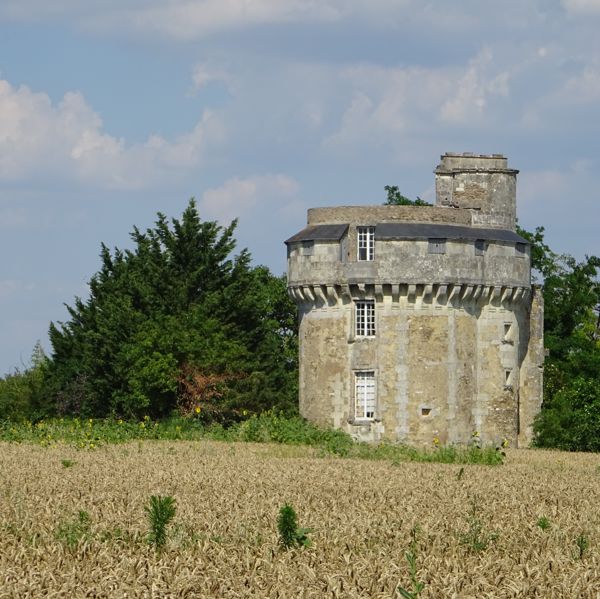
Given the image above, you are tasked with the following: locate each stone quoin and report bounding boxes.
[285,153,544,447]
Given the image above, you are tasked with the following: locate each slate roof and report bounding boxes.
[285,224,349,244]
[285,222,527,244]
[375,223,528,243]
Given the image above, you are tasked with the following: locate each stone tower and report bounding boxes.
[285,153,544,447]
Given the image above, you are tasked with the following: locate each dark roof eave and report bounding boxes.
[285,222,528,244]
[375,223,528,244]
[285,224,349,244]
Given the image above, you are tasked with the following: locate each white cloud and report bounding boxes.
[191,62,232,92]
[440,48,510,124]
[519,169,569,205]
[518,159,596,207]
[0,0,541,40]
[562,0,600,15]
[97,0,343,40]
[322,64,452,150]
[323,50,513,154]
[0,79,225,189]
[563,66,600,102]
[200,174,300,224]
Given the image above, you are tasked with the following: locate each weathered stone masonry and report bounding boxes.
[285,153,544,447]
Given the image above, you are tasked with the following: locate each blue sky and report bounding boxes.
[1,0,599,374]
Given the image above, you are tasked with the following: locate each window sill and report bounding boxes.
[347,418,379,425]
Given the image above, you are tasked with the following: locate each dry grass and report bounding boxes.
[1,441,600,598]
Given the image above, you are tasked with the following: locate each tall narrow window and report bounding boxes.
[355,300,375,337]
[355,371,375,420]
[516,242,526,257]
[474,239,485,256]
[357,227,375,261]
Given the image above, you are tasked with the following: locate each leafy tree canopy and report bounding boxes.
[46,200,298,420]
[384,185,431,206]
[522,227,600,451]
[0,342,49,421]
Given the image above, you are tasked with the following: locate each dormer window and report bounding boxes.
[301,240,314,256]
[357,227,375,261]
[428,238,446,254]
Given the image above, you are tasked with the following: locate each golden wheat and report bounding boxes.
[1,441,599,598]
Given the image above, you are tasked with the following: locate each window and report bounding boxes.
[428,238,446,254]
[516,242,526,257]
[355,300,375,337]
[355,371,375,420]
[474,239,485,256]
[301,240,314,256]
[357,227,375,261]
[504,369,513,390]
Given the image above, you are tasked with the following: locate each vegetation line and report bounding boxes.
[0,412,503,465]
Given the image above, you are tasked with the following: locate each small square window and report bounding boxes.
[355,300,375,337]
[475,239,485,256]
[428,238,446,254]
[355,371,375,420]
[357,227,375,261]
[301,241,314,256]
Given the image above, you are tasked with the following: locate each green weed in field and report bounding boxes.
[575,532,589,560]
[459,497,498,553]
[397,526,425,598]
[55,510,92,550]
[277,503,311,549]
[145,495,176,550]
[536,516,551,531]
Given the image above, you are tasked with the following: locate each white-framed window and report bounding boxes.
[428,238,446,254]
[357,226,375,261]
[355,300,375,337]
[354,371,376,420]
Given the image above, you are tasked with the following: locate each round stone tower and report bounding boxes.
[285,153,544,447]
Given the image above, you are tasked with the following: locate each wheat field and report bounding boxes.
[1,441,599,598]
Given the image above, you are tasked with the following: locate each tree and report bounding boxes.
[384,185,431,206]
[46,200,298,420]
[525,226,600,451]
[0,342,50,421]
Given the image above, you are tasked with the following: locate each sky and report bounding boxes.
[1,0,599,374]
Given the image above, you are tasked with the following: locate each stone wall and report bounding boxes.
[286,153,543,448]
